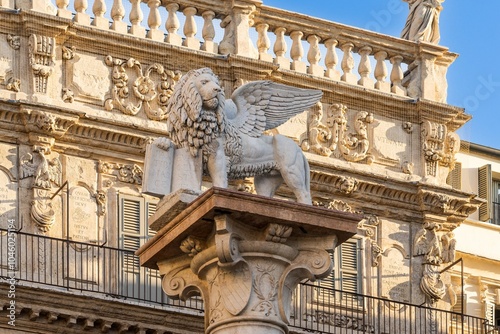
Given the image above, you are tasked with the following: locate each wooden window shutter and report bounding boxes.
[478,164,492,222]
[339,239,360,294]
[118,195,145,272]
[446,162,462,189]
[146,200,158,237]
[452,293,466,314]
[485,301,496,327]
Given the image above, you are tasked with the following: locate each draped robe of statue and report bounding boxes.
[401,0,444,44]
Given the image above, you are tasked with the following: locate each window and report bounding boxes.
[478,165,500,225]
[118,194,161,301]
[446,162,462,190]
[316,238,362,302]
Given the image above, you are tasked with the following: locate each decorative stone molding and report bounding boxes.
[104,56,181,120]
[6,76,21,92]
[421,120,460,180]
[61,45,76,60]
[62,87,74,103]
[302,103,374,163]
[336,176,359,194]
[98,161,143,185]
[29,34,55,94]
[7,34,21,50]
[358,214,382,267]
[21,144,62,232]
[301,102,332,156]
[403,121,413,133]
[95,190,106,216]
[413,222,456,304]
[21,109,79,139]
[180,235,206,257]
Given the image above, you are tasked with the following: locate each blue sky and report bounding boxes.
[263,0,500,150]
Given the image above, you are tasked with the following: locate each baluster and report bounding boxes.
[273,27,290,69]
[56,0,72,19]
[129,0,145,36]
[111,0,127,33]
[290,31,306,73]
[92,0,109,29]
[256,23,272,62]
[165,3,182,45]
[201,10,218,53]
[182,7,200,50]
[374,51,390,92]
[390,55,406,95]
[219,15,235,55]
[340,42,356,84]
[307,34,323,76]
[324,39,340,81]
[74,0,90,25]
[357,46,374,88]
[146,0,163,41]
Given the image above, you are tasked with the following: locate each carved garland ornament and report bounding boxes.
[104,56,181,120]
[302,103,374,163]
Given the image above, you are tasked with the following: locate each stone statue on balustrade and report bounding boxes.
[401,0,444,44]
[143,68,322,204]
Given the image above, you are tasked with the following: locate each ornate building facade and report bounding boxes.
[0,0,496,333]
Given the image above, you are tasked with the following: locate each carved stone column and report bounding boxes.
[137,188,361,334]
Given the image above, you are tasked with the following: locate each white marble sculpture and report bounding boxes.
[165,68,322,204]
[401,0,444,44]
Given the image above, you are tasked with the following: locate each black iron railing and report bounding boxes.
[0,229,495,334]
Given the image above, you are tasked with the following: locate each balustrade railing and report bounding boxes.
[0,229,494,334]
[3,0,456,101]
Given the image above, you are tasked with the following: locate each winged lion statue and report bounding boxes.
[165,68,322,204]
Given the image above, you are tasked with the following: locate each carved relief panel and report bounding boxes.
[0,34,21,95]
[302,103,375,164]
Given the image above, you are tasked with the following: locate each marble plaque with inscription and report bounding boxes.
[372,119,409,165]
[381,247,410,303]
[69,186,98,244]
[67,53,110,103]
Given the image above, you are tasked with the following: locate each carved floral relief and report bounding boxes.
[104,56,181,120]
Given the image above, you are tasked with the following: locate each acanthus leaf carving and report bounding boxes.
[265,223,292,243]
[104,55,181,120]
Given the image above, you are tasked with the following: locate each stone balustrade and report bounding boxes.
[5,0,457,103]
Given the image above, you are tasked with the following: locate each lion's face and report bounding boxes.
[194,73,222,110]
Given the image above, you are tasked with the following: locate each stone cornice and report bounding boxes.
[308,164,482,227]
[0,99,165,157]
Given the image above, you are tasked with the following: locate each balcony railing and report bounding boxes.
[3,0,455,103]
[0,229,495,334]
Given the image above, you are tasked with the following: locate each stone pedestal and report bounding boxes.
[137,188,361,334]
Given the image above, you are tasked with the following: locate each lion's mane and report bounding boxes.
[166,68,242,165]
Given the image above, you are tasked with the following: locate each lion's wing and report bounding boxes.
[229,81,322,137]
